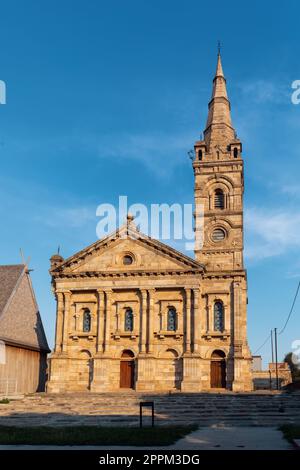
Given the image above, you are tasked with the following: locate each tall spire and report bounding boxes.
[203,52,235,150]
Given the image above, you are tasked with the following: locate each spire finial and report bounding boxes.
[217,40,221,56]
[126,213,135,226]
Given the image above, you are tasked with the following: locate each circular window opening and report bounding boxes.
[212,228,226,242]
[123,255,133,265]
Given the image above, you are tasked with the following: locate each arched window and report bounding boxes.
[214,189,224,209]
[198,149,203,160]
[233,147,238,158]
[83,309,91,332]
[214,301,224,332]
[124,308,134,332]
[167,307,177,331]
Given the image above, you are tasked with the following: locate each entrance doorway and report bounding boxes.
[120,350,135,389]
[210,350,226,388]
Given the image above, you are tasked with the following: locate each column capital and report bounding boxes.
[193,288,200,299]
[104,289,113,295]
[185,288,192,299]
[56,291,64,301]
[147,288,156,296]
[140,289,148,298]
[96,289,105,298]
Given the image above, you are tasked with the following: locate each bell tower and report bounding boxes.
[193,52,253,392]
[193,52,244,272]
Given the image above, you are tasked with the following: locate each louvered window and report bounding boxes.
[214,189,224,209]
[212,228,226,242]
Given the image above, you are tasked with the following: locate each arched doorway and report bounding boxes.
[210,350,226,388]
[78,350,93,390]
[120,350,135,389]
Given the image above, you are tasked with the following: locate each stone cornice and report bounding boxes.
[193,160,243,170]
[203,269,246,280]
[52,269,204,280]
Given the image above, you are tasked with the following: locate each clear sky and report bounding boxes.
[0,0,299,366]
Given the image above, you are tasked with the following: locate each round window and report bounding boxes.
[212,228,226,242]
[123,255,133,265]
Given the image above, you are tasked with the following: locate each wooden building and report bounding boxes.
[0,264,50,396]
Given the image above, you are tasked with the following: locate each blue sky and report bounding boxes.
[0,0,299,366]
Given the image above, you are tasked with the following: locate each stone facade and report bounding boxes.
[47,53,253,393]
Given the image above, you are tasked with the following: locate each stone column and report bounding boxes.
[233,281,241,342]
[61,291,71,353]
[148,289,155,354]
[232,280,253,392]
[104,289,112,354]
[185,288,191,353]
[193,288,200,353]
[96,290,105,354]
[140,289,147,353]
[54,292,64,353]
[181,289,203,392]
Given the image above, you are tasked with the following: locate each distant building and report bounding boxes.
[251,356,292,390]
[0,264,50,396]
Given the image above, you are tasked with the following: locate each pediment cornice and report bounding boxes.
[50,223,204,275]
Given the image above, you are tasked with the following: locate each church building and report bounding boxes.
[47,53,253,393]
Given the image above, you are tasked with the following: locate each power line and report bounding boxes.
[253,332,271,355]
[279,280,300,335]
[253,281,299,358]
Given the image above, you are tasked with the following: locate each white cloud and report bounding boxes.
[94,131,195,178]
[238,79,290,105]
[245,207,300,260]
[280,184,300,197]
[34,206,96,229]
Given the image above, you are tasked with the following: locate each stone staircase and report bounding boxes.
[0,391,299,427]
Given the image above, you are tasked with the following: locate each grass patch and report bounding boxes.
[279,425,300,443]
[0,399,10,404]
[0,425,197,446]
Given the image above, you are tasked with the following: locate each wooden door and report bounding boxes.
[211,360,226,388]
[120,360,134,388]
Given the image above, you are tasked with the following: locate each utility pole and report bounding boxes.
[271,329,274,363]
[270,330,274,391]
[274,328,279,390]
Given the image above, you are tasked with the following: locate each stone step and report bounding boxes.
[1,392,300,428]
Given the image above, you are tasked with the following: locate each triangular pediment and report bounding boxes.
[51,224,203,275]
